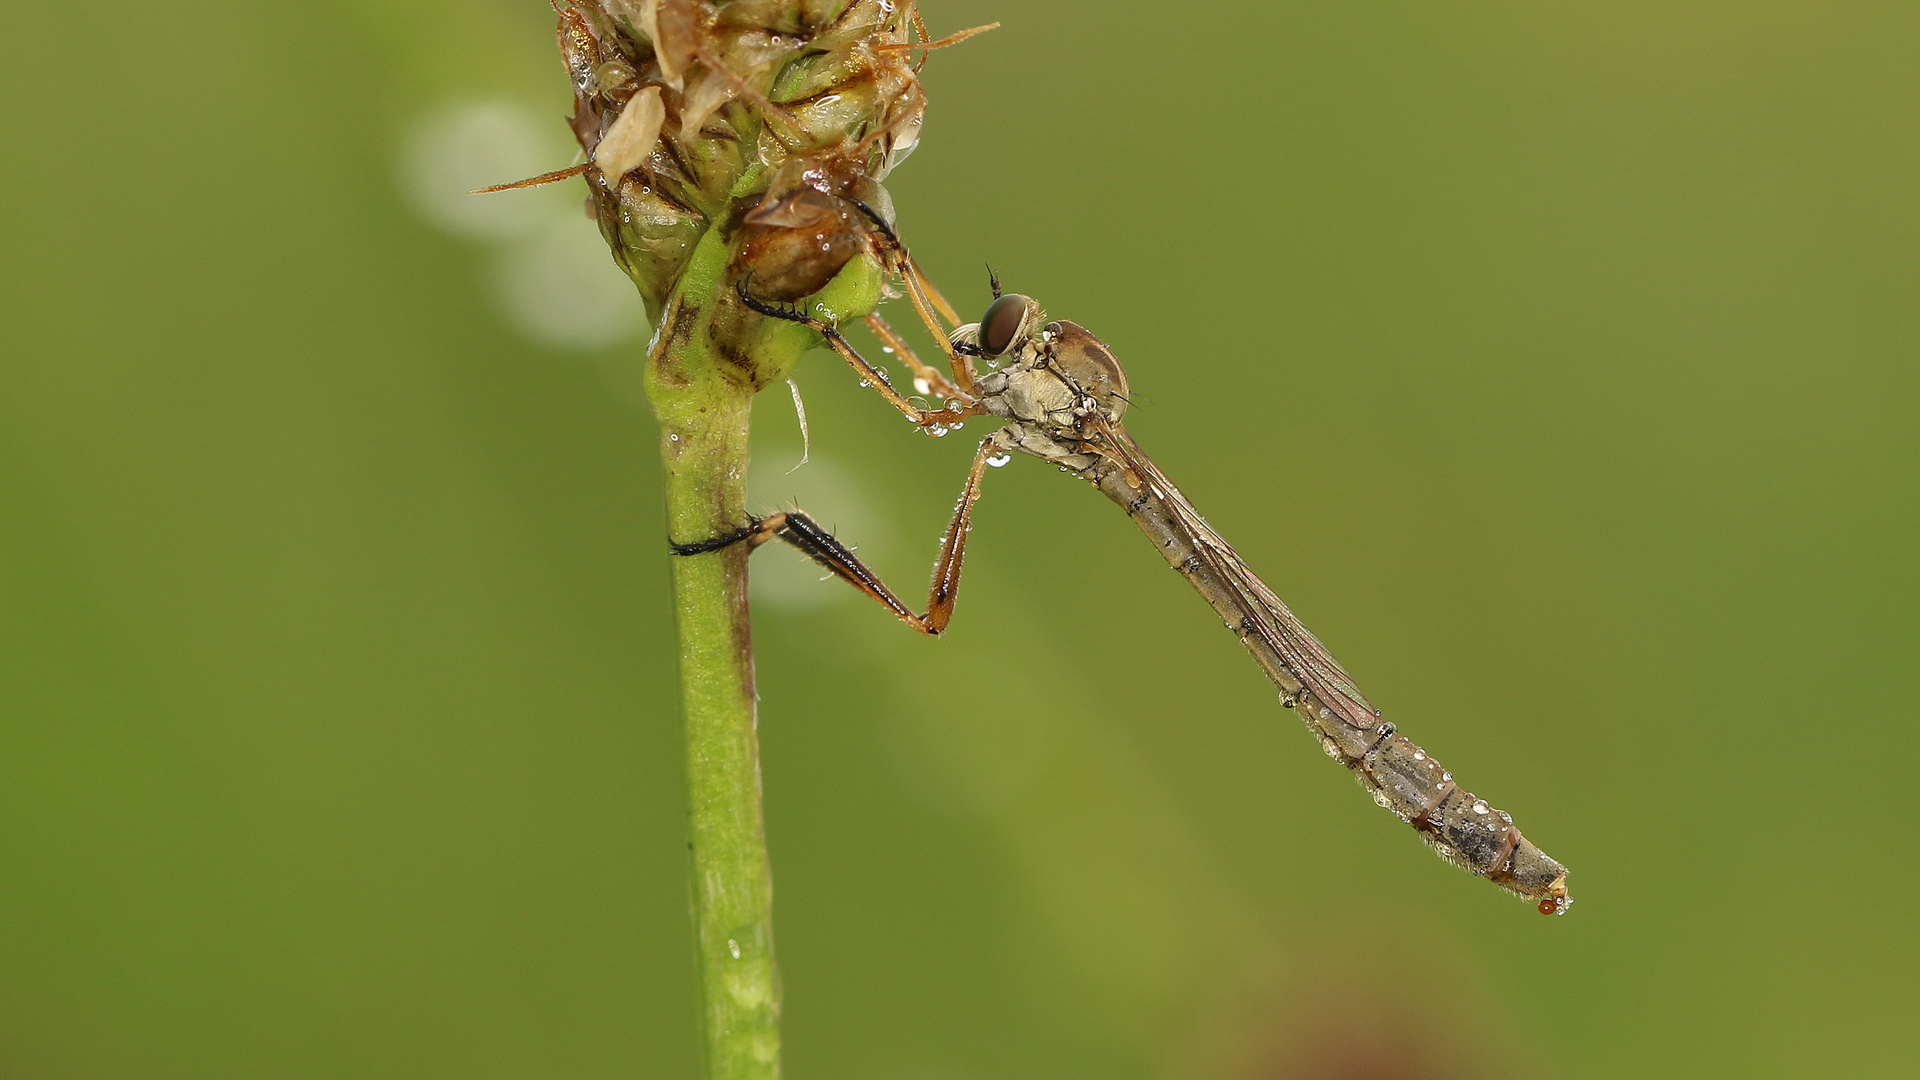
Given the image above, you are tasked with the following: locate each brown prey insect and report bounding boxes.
[681,233,1572,914]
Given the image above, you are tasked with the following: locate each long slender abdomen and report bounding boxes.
[1087,457,1571,914]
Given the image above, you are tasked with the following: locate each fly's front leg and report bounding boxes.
[844,199,978,395]
[887,246,979,393]
[737,280,975,432]
[669,432,1012,636]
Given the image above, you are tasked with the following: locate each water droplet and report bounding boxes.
[913,377,931,395]
[858,379,870,388]
[727,939,741,959]
[1472,801,1489,815]
[1321,738,1341,759]
[987,453,1012,468]
[1412,751,1425,761]
[881,346,895,354]
[1442,772,1452,783]
[1372,791,1392,809]
[928,424,949,437]
[950,422,964,430]
[668,433,681,442]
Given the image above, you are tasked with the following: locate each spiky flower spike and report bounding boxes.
[547,5,971,1078]
[558,0,941,384]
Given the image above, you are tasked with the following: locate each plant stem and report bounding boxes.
[660,386,779,1080]
[647,230,882,1079]
[651,250,781,1074]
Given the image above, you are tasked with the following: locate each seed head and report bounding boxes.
[555,1,933,318]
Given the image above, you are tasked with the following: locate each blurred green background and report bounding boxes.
[3,2,1916,1077]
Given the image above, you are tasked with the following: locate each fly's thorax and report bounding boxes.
[1044,320,1129,424]
[971,324,1128,434]
[975,365,1084,431]
[961,293,1127,448]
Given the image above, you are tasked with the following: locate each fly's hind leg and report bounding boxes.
[671,433,1010,636]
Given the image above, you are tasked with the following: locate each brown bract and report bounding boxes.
[555,0,929,318]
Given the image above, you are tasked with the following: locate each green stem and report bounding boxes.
[661,389,779,1080]
[646,229,883,1080]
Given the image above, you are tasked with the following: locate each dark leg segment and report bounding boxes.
[669,523,760,556]
[757,511,925,628]
[669,438,1003,636]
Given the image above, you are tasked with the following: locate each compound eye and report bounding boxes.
[978,293,1031,357]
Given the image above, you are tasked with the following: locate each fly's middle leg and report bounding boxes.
[736,279,976,432]
[864,311,965,403]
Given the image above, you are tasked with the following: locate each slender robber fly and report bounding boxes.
[679,216,1572,915]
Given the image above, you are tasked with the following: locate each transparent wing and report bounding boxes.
[1095,420,1380,728]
